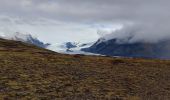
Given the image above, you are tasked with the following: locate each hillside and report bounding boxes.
[0,38,169,100]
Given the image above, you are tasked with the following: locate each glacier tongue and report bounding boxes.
[47,42,99,55]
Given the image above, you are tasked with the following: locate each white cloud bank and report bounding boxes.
[0,0,170,44]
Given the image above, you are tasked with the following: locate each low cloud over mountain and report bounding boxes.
[0,32,50,48]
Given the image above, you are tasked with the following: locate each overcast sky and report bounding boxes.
[0,0,169,43]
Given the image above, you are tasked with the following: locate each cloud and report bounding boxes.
[102,22,170,43]
[0,15,99,43]
[0,0,170,43]
[0,0,168,22]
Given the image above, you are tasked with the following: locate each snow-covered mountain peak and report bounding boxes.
[3,32,36,42]
[47,41,96,55]
[0,32,50,48]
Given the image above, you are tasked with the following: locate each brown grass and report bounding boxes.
[0,38,169,100]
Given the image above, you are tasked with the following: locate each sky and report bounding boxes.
[0,0,170,44]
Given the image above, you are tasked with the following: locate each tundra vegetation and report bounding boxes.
[0,39,169,100]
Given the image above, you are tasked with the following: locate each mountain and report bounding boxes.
[0,38,169,100]
[82,38,170,59]
[1,32,50,48]
[47,42,79,53]
[48,42,96,55]
[65,42,78,49]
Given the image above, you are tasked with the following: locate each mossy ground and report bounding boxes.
[0,39,169,100]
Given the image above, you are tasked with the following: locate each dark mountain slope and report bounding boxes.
[0,38,169,100]
[82,38,170,59]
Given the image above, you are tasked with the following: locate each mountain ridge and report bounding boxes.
[82,38,170,59]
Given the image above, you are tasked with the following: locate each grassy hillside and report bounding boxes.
[0,38,169,100]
